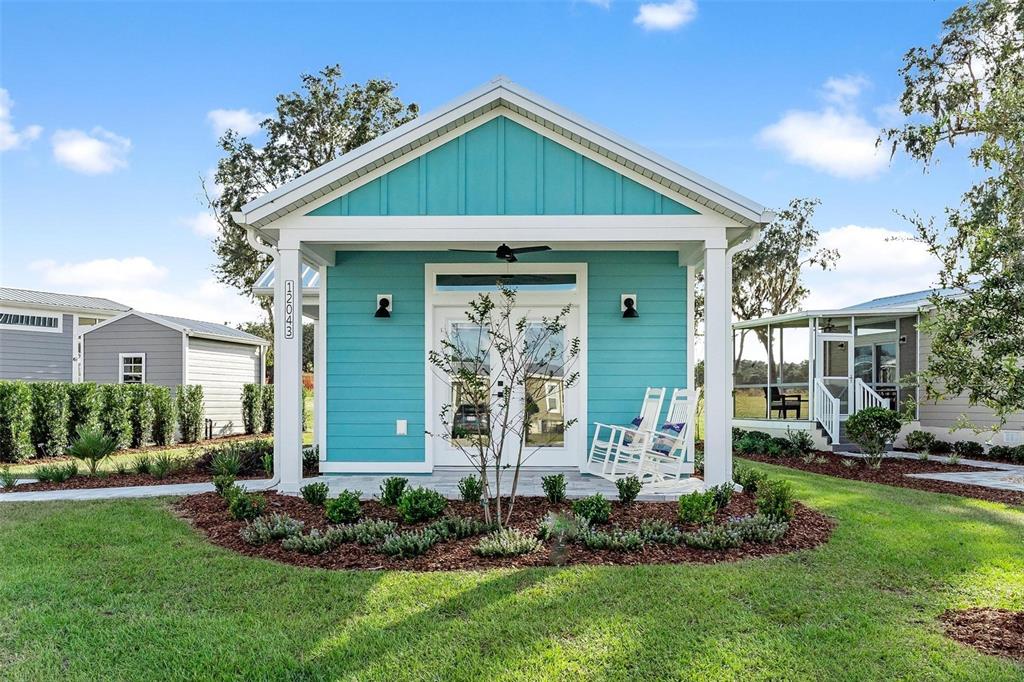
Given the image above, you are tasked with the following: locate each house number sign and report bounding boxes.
[284,279,295,340]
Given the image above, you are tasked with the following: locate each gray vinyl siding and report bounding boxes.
[186,337,261,436]
[898,316,918,412]
[82,315,184,387]
[0,313,73,381]
[917,316,1024,430]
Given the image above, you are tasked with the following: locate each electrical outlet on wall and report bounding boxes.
[396,419,407,436]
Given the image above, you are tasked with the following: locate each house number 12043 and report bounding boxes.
[284,279,295,340]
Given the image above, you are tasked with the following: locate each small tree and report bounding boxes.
[177,385,205,443]
[428,285,580,527]
[845,407,904,469]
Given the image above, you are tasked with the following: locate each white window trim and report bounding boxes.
[118,352,147,384]
[0,307,63,333]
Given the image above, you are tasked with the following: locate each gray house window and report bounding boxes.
[119,353,146,384]
[0,309,62,333]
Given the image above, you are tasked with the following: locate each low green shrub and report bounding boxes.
[541,473,567,503]
[1,466,17,490]
[150,451,177,479]
[426,515,492,540]
[681,523,743,550]
[572,493,612,525]
[133,454,154,476]
[580,527,644,552]
[325,489,362,523]
[30,381,69,458]
[150,386,176,446]
[198,439,272,476]
[213,474,236,497]
[334,519,399,545]
[282,527,346,554]
[380,529,441,558]
[126,384,155,449]
[0,381,33,462]
[929,439,953,454]
[536,512,590,542]
[261,451,273,476]
[727,513,789,543]
[637,518,682,545]
[241,384,263,435]
[66,426,118,475]
[302,445,319,472]
[756,478,795,522]
[952,440,984,459]
[66,382,99,438]
[396,486,447,523]
[379,476,408,506]
[709,482,734,511]
[733,464,765,493]
[300,481,329,507]
[845,407,903,468]
[98,384,133,450]
[904,430,935,453]
[693,446,704,476]
[731,427,748,447]
[176,385,205,444]
[239,513,305,545]
[615,475,642,504]
[34,462,78,483]
[457,476,484,504]
[785,428,815,454]
[678,489,716,525]
[473,528,542,557]
[228,490,266,520]
[987,445,1012,462]
[733,430,773,456]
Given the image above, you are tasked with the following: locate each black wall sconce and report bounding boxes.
[621,293,639,319]
[375,294,392,318]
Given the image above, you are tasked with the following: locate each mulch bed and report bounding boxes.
[742,452,1024,507]
[940,608,1024,662]
[9,471,266,493]
[174,492,834,572]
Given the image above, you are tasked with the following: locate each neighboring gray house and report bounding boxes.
[0,287,130,382]
[82,311,269,436]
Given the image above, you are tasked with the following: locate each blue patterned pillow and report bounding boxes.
[661,422,685,434]
[630,416,644,427]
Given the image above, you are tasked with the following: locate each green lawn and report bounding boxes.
[1,464,1022,680]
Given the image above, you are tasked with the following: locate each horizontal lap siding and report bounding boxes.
[0,313,73,381]
[82,315,183,386]
[326,251,688,464]
[186,338,261,436]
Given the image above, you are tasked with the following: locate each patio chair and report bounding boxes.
[587,387,666,477]
[763,386,803,419]
[635,388,700,487]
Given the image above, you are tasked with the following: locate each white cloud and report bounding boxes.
[28,256,261,324]
[183,211,220,239]
[801,225,941,310]
[207,108,266,137]
[634,0,696,31]
[0,88,42,152]
[758,76,887,179]
[51,127,131,174]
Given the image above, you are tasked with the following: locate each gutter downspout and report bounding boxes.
[243,223,282,490]
[723,226,764,431]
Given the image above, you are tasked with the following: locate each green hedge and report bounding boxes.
[177,384,205,443]
[98,384,133,450]
[242,384,263,435]
[261,386,274,434]
[150,386,176,446]
[67,382,99,436]
[0,381,33,462]
[127,384,156,448]
[30,382,70,458]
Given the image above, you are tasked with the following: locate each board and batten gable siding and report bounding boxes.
[917,315,1024,430]
[308,116,700,218]
[0,313,74,381]
[185,337,261,436]
[82,314,183,386]
[325,251,687,463]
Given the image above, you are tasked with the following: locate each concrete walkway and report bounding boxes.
[0,479,276,503]
[842,451,1024,493]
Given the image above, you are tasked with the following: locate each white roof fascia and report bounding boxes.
[732,306,925,330]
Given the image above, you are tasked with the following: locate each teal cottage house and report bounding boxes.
[233,77,772,492]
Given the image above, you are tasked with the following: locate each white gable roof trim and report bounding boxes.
[82,311,269,346]
[236,77,772,230]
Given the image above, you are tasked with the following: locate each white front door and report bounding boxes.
[430,302,582,467]
[816,333,854,417]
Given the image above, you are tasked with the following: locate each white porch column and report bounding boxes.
[703,245,731,486]
[316,263,327,460]
[275,247,304,492]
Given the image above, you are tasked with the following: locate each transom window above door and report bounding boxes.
[435,273,576,292]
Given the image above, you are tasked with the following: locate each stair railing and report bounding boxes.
[854,378,888,413]
[813,378,840,443]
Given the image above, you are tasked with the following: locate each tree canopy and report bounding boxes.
[882,0,1024,425]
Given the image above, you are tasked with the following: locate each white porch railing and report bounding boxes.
[854,378,888,412]
[813,378,840,443]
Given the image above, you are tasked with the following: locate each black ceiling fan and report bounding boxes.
[448,243,551,263]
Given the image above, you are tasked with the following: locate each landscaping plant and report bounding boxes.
[844,406,903,468]
[904,430,935,453]
[29,381,69,458]
[0,381,33,462]
[335,519,399,545]
[580,527,644,552]
[325,489,362,523]
[133,454,153,476]
[281,528,346,555]
[0,466,17,490]
[213,474,236,497]
[473,528,542,557]
[34,462,78,483]
[457,475,484,504]
[302,445,319,473]
[261,451,273,476]
[150,452,177,480]
[150,386,176,446]
[260,387,273,435]
[678,489,716,525]
[240,513,304,546]
[127,384,155,449]
[98,384,133,450]
[300,481,329,507]
[241,383,263,435]
[785,428,815,454]
[396,486,447,523]
[176,385,205,443]
[536,512,590,543]
[615,475,642,504]
[733,464,765,494]
[709,482,734,511]
[379,476,408,506]
[541,473,567,503]
[66,427,118,475]
[572,493,612,525]
[756,478,795,522]
[228,490,267,521]
[952,440,984,459]
[380,529,442,559]
[66,382,99,439]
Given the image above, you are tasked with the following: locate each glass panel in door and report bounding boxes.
[448,322,492,447]
[820,338,852,414]
[524,322,565,447]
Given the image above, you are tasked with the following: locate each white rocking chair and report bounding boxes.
[587,387,666,478]
[635,388,701,489]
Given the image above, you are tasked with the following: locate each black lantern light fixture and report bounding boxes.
[621,294,639,319]
[375,294,392,318]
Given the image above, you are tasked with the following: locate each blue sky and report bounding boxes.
[1,0,968,323]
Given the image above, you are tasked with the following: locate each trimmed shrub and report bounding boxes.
[176,385,204,443]
[756,478,795,522]
[733,464,765,494]
[241,384,263,435]
[572,493,612,525]
[457,476,484,504]
[213,474,236,497]
[228,490,266,520]
[66,382,99,438]
[637,519,682,545]
[681,523,743,550]
[325,489,362,524]
[282,527,346,554]
[678,489,716,525]
[904,430,935,453]
[380,529,441,558]
[29,381,69,458]
[426,515,492,540]
[34,462,78,483]
[397,486,447,523]
[127,384,155,449]
[785,428,815,454]
[727,513,789,543]
[379,476,408,506]
[709,482,734,511]
[536,512,590,543]
[66,427,118,475]
[580,527,644,552]
[929,439,953,454]
[302,445,319,472]
[541,473,567,503]
[0,381,33,462]
[150,386,176,446]
[301,481,329,507]
[473,528,542,557]
[952,440,984,459]
[98,384,133,450]
[260,387,274,434]
[615,475,642,504]
[845,407,902,467]
[335,519,399,545]
[239,513,304,546]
